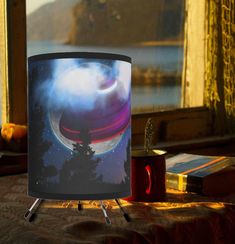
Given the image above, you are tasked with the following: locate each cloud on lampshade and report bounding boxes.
[36,59,131,112]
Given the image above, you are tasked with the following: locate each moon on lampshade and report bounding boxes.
[47,62,130,154]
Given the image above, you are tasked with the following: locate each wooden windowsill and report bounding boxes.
[132,106,214,145]
[134,134,235,156]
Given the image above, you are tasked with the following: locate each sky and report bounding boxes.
[26,0,55,15]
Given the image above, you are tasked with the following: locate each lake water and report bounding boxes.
[27,41,182,112]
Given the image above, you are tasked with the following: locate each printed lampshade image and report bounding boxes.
[28,52,131,200]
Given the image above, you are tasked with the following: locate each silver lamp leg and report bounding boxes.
[100,200,111,225]
[24,198,43,222]
[115,199,131,222]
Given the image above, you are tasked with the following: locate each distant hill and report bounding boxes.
[27,0,184,45]
[68,0,184,46]
[27,0,79,42]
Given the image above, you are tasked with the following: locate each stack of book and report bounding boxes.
[166,153,235,196]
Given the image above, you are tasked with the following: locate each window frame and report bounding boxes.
[0,0,27,125]
[0,0,9,123]
[181,0,206,107]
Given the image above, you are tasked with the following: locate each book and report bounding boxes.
[166,153,235,196]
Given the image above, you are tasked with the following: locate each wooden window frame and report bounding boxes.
[1,0,234,153]
[181,0,206,107]
[0,0,27,124]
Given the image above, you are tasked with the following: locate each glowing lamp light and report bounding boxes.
[27,52,131,203]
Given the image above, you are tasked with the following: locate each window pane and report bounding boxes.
[26,0,184,114]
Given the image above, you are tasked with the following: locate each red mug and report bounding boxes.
[125,150,166,202]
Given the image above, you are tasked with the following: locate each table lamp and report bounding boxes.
[25,52,131,224]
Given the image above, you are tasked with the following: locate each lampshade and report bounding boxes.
[28,52,131,200]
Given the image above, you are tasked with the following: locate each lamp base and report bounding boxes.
[24,198,130,225]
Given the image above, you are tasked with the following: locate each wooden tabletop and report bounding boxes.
[0,173,235,243]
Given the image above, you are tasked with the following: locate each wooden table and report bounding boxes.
[0,174,235,243]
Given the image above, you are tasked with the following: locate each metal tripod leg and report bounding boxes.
[24,198,43,222]
[115,199,131,222]
[100,201,111,225]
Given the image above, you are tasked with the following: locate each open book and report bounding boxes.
[166,153,235,196]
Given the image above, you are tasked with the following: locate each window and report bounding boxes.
[1,0,233,151]
[26,0,185,114]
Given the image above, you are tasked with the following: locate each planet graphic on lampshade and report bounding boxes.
[48,62,131,154]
